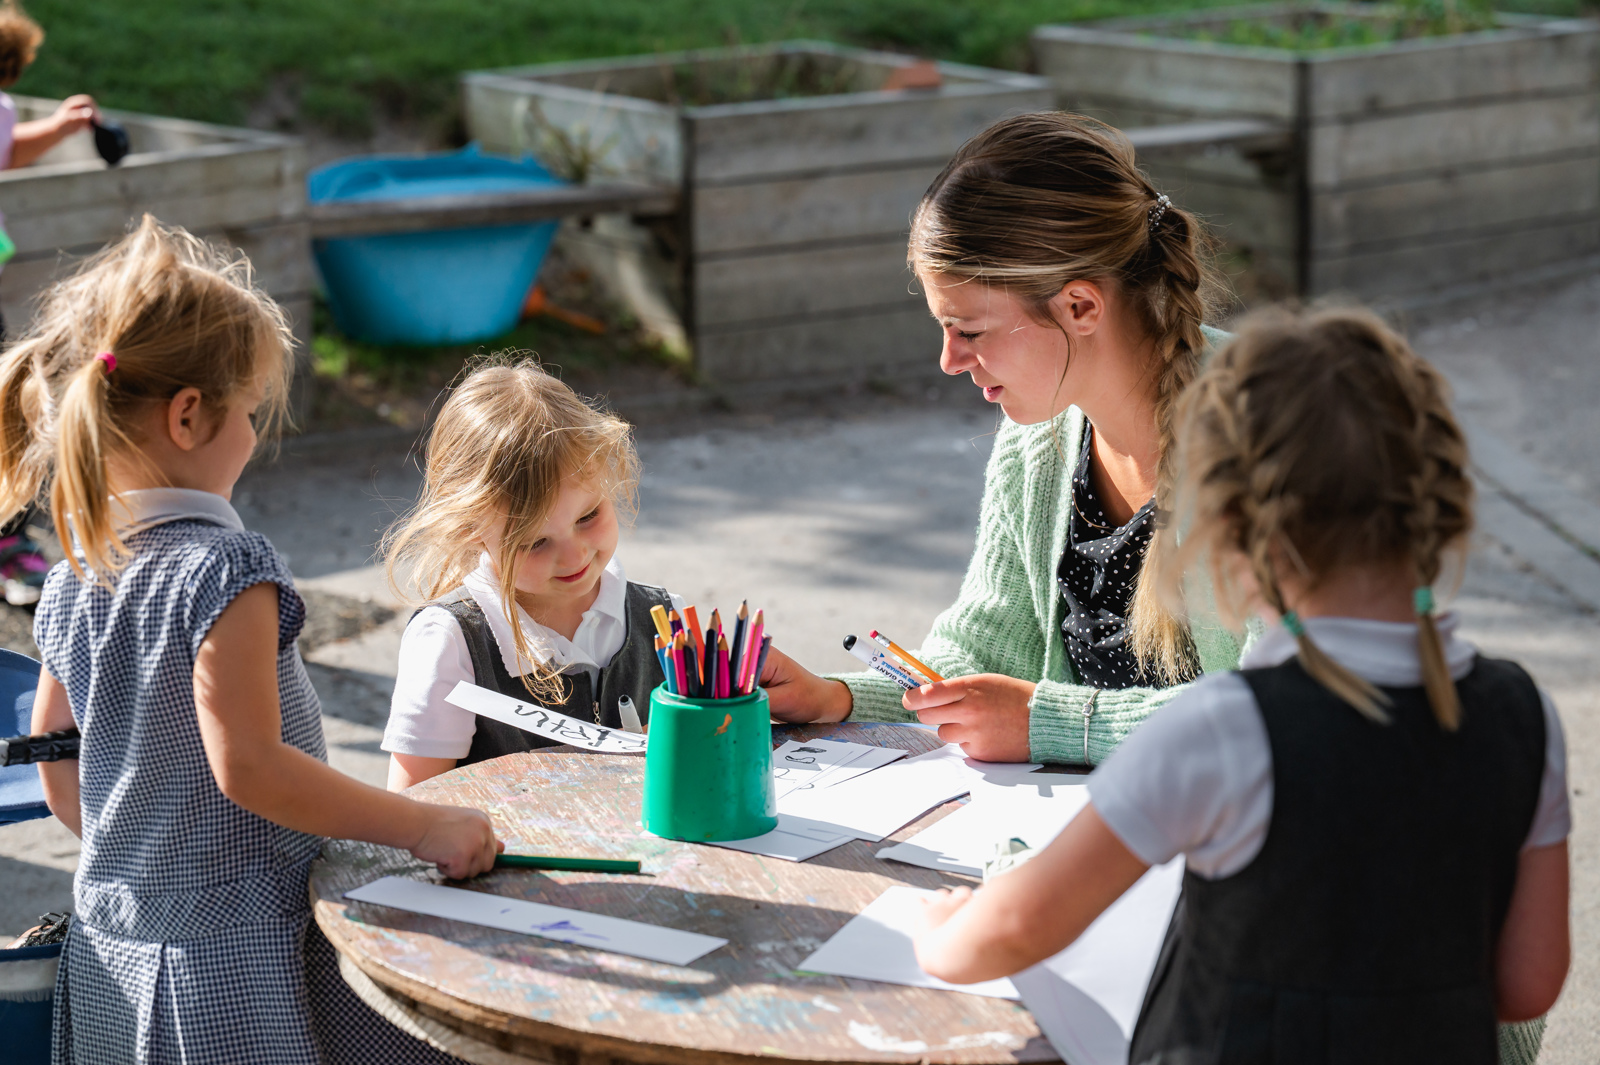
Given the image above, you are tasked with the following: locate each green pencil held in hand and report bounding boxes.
[495,854,641,873]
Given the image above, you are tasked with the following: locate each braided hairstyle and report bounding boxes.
[908,112,1222,683]
[1160,307,1473,728]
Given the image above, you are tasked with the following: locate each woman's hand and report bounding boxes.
[759,644,852,723]
[903,674,1035,762]
[409,803,502,880]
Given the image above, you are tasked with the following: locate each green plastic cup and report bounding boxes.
[641,684,777,842]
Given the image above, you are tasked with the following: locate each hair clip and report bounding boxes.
[95,352,116,374]
[1413,586,1435,615]
[1281,610,1306,637]
[1147,194,1172,232]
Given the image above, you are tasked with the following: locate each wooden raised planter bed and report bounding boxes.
[0,96,310,373]
[464,42,1051,385]
[1034,4,1600,302]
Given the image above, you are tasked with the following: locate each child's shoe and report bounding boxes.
[0,534,49,605]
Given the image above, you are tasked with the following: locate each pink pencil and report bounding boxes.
[716,635,731,699]
[741,610,765,694]
[672,632,689,696]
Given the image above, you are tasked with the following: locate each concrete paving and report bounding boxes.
[1,276,1596,1061]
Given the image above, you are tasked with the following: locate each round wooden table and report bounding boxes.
[310,722,1061,1065]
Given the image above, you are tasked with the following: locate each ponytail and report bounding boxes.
[52,356,128,579]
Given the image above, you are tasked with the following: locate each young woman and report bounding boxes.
[760,112,1242,765]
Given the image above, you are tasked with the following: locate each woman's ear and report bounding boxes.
[1047,279,1108,337]
[165,387,206,451]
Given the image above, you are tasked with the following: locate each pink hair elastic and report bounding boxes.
[95,352,116,374]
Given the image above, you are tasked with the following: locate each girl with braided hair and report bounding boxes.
[761,111,1240,764]
[912,307,1569,1065]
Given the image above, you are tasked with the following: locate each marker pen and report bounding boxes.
[843,634,922,690]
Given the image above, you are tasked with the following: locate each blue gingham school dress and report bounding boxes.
[37,507,466,1065]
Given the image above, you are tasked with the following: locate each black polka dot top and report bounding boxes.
[1057,425,1167,690]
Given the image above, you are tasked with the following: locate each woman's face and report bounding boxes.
[920,273,1085,425]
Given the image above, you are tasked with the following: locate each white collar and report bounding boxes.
[110,488,245,534]
[460,552,629,677]
[1241,610,1477,686]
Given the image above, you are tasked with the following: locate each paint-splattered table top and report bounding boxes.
[310,722,1061,1065]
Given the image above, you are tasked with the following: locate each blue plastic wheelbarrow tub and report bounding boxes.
[309,145,566,346]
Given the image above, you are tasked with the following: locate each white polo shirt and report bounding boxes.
[1087,612,1571,879]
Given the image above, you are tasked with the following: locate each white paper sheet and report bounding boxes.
[876,774,1092,876]
[771,739,905,798]
[707,814,860,862]
[445,681,647,753]
[797,886,1020,1000]
[779,744,1037,842]
[799,864,1183,1065]
[343,876,725,966]
[1013,859,1184,1065]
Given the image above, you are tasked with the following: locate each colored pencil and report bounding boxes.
[673,631,690,695]
[717,635,731,699]
[729,601,748,696]
[654,634,672,693]
[752,635,772,694]
[683,605,706,675]
[869,630,944,683]
[496,854,641,874]
[741,610,765,693]
[669,608,684,636]
[649,604,672,644]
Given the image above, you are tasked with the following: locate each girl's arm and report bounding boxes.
[388,754,458,791]
[10,95,97,168]
[196,583,500,879]
[1494,840,1570,1021]
[914,802,1149,983]
[29,671,80,837]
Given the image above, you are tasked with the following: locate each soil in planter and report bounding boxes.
[553,52,887,108]
[1160,0,1500,50]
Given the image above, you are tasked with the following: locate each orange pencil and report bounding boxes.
[683,605,706,680]
[869,630,944,683]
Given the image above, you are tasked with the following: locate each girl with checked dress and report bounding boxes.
[11,216,500,1064]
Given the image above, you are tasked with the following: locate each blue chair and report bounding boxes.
[0,647,55,1065]
[0,647,45,825]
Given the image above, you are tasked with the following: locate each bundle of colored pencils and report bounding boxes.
[650,601,773,700]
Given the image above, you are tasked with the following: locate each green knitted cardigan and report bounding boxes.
[834,396,1242,764]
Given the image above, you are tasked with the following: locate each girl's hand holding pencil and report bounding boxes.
[902,674,1035,763]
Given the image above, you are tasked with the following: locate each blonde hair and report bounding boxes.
[1161,307,1473,729]
[383,356,639,703]
[909,112,1223,684]
[0,1,42,88]
[0,214,293,582]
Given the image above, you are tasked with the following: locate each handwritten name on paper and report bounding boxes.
[445,681,648,753]
[344,877,725,966]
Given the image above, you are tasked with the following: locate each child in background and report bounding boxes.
[15,217,499,1064]
[913,308,1570,1065]
[382,358,680,789]
[0,0,102,605]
